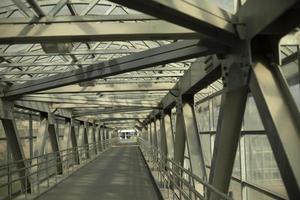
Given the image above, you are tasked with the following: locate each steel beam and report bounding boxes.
[0,49,139,57]
[26,0,46,17]
[78,122,89,159]
[12,0,35,17]
[70,119,80,164]
[0,14,156,24]
[208,86,248,200]
[104,127,109,148]
[98,126,103,151]
[0,69,184,76]
[95,124,101,152]
[249,57,300,199]
[162,56,221,110]
[61,118,71,167]
[0,20,200,44]
[100,117,144,121]
[151,121,158,149]
[237,0,300,38]
[34,113,48,157]
[48,0,68,17]
[163,112,174,159]
[173,101,186,169]
[61,118,71,151]
[84,113,150,119]
[148,124,152,145]
[0,100,31,192]
[102,127,107,149]
[107,129,111,140]
[51,104,100,109]
[111,0,238,45]
[38,83,174,94]
[159,114,168,162]
[144,56,222,125]
[20,94,160,108]
[181,100,206,180]
[4,40,221,98]
[88,123,97,155]
[83,122,90,158]
[48,113,63,174]
[155,118,161,151]
[73,107,154,116]
[14,100,72,118]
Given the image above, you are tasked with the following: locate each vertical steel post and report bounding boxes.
[103,126,107,149]
[78,122,85,160]
[34,112,48,157]
[48,113,63,175]
[70,119,80,164]
[174,99,186,169]
[164,111,174,159]
[209,56,249,200]
[151,120,158,149]
[99,125,103,151]
[155,118,161,152]
[29,114,33,159]
[88,123,97,155]
[83,122,90,159]
[181,98,207,181]
[160,113,168,159]
[148,123,152,145]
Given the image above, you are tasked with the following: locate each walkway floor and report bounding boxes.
[36,146,162,200]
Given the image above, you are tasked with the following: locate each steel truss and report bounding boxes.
[0,0,299,200]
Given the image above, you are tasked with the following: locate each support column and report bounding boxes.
[29,114,33,159]
[78,122,85,160]
[102,126,107,149]
[144,126,148,142]
[174,100,186,169]
[61,118,71,150]
[84,122,90,159]
[155,118,161,152]
[61,118,71,169]
[151,120,158,149]
[163,111,174,159]
[181,97,206,180]
[209,57,249,200]
[34,112,48,157]
[99,125,103,151]
[106,128,110,140]
[148,123,152,145]
[250,57,300,199]
[0,100,31,192]
[48,113,63,174]
[88,123,97,155]
[70,119,79,164]
[95,124,101,152]
[160,113,168,159]
[78,122,89,159]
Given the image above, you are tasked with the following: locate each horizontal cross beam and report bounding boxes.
[0,20,200,44]
[4,40,224,98]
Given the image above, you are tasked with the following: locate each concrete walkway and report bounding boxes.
[36,146,162,200]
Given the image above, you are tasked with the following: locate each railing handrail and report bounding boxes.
[138,137,233,200]
[0,138,118,200]
[0,140,115,168]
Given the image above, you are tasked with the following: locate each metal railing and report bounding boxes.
[138,137,233,200]
[0,138,118,200]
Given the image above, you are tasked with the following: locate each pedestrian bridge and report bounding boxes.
[0,139,231,200]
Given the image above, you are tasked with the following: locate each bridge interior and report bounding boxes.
[0,0,300,200]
